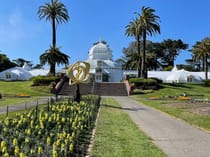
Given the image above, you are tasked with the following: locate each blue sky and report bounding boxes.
[1,0,210,68]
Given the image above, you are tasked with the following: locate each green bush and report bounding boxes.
[129,78,158,89]
[203,80,210,87]
[163,65,173,71]
[30,76,60,86]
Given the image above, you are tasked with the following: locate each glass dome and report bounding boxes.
[88,40,112,60]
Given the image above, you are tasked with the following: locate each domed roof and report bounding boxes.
[88,40,112,60]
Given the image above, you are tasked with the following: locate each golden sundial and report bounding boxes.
[66,61,90,85]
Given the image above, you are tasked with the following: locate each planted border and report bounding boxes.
[0,95,100,157]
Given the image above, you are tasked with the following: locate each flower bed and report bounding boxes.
[0,95,100,156]
[177,96,191,100]
[15,93,30,98]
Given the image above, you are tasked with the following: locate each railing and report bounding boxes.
[0,96,73,116]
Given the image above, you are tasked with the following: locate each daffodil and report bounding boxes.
[3,127,7,132]
[3,152,9,157]
[47,137,51,145]
[38,146,43,154]
[25,137,29,143]
[14,146,19,155]
[13,138,18,145]
[19,152,25,157]
[52,150,58,157]
[1,146,7,153]
[69,143,74,152]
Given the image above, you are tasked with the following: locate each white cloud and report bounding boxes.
[9,7,22,26]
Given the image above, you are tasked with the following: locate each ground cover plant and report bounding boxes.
[0,95,100,157]
[131,83,210,131]
[91,98,166,157]
[0,81,53,106]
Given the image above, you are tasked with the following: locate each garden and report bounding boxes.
[0,95,100,157]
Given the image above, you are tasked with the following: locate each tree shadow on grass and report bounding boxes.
[102,104,148,112]
[159,83,193,89]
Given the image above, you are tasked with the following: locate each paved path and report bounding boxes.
[114,96,210,157]
[0,96,54,114]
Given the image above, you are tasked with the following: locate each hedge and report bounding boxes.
[30,76,60,86]
[129,78,158,89]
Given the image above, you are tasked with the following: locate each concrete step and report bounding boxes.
[58,82,128,96]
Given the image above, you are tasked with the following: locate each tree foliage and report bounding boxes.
[40,46,69,76]
[191,37,210,80]
[121,39,188,71]
[125,6,160,78]
[160,39,188,67]
[38,0,70,76]
[0,54,17,72]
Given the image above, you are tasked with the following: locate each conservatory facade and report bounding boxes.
[86,40,123,82]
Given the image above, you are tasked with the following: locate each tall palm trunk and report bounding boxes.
[49,62,56,76]
[141,31,147,78]
[50,18,56,76]
[204,53,208,80]
[52,18,56,47]
[137,36,141,77]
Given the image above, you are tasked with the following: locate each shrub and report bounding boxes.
[203,80,210,87]
[30,76,60,86]
[163,65,173,71]
[129,78,158,90]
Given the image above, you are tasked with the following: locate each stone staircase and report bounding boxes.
[58,81,129,96]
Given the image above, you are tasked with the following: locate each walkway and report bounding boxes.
[0,96,53,115]
[114,96,210,157]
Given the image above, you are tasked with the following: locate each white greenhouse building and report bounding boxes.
[86,40,124,82]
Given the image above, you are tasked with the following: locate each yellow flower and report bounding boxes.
[30,149,35,154]
[56,139,61,146]
[19,152,25,157]
[38,130,42,135]
[3,128,7,132]
[69,143,74,152]
[1,141,6,148]
[30,120,34,128]
[38,146,43,154]
[13,138,18,145]
[61,143,65,151]
[26,128,31,135]
[14,146,19,155]
[61,117,65,123]
[40,121,44,129]
[48,117,52,122]
[25,137,29,143]
[1,146,7,153]
[4,118,10,126]
[47,137,51,145]
[3,153,9,157]
[52,150,58,157]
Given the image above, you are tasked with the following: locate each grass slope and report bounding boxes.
[0,81,52,106]
[91,98,166,157]
[132,83,210,131]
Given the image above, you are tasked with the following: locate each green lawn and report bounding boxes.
[91,98,166,157]
[0,81,53,106]
[131,83,210,131]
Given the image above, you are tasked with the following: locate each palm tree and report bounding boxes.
[191,38,210,80]
[136,6,160,78]
[38,0,69,75]
[125,18,142,77]
[40,46,69,76]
